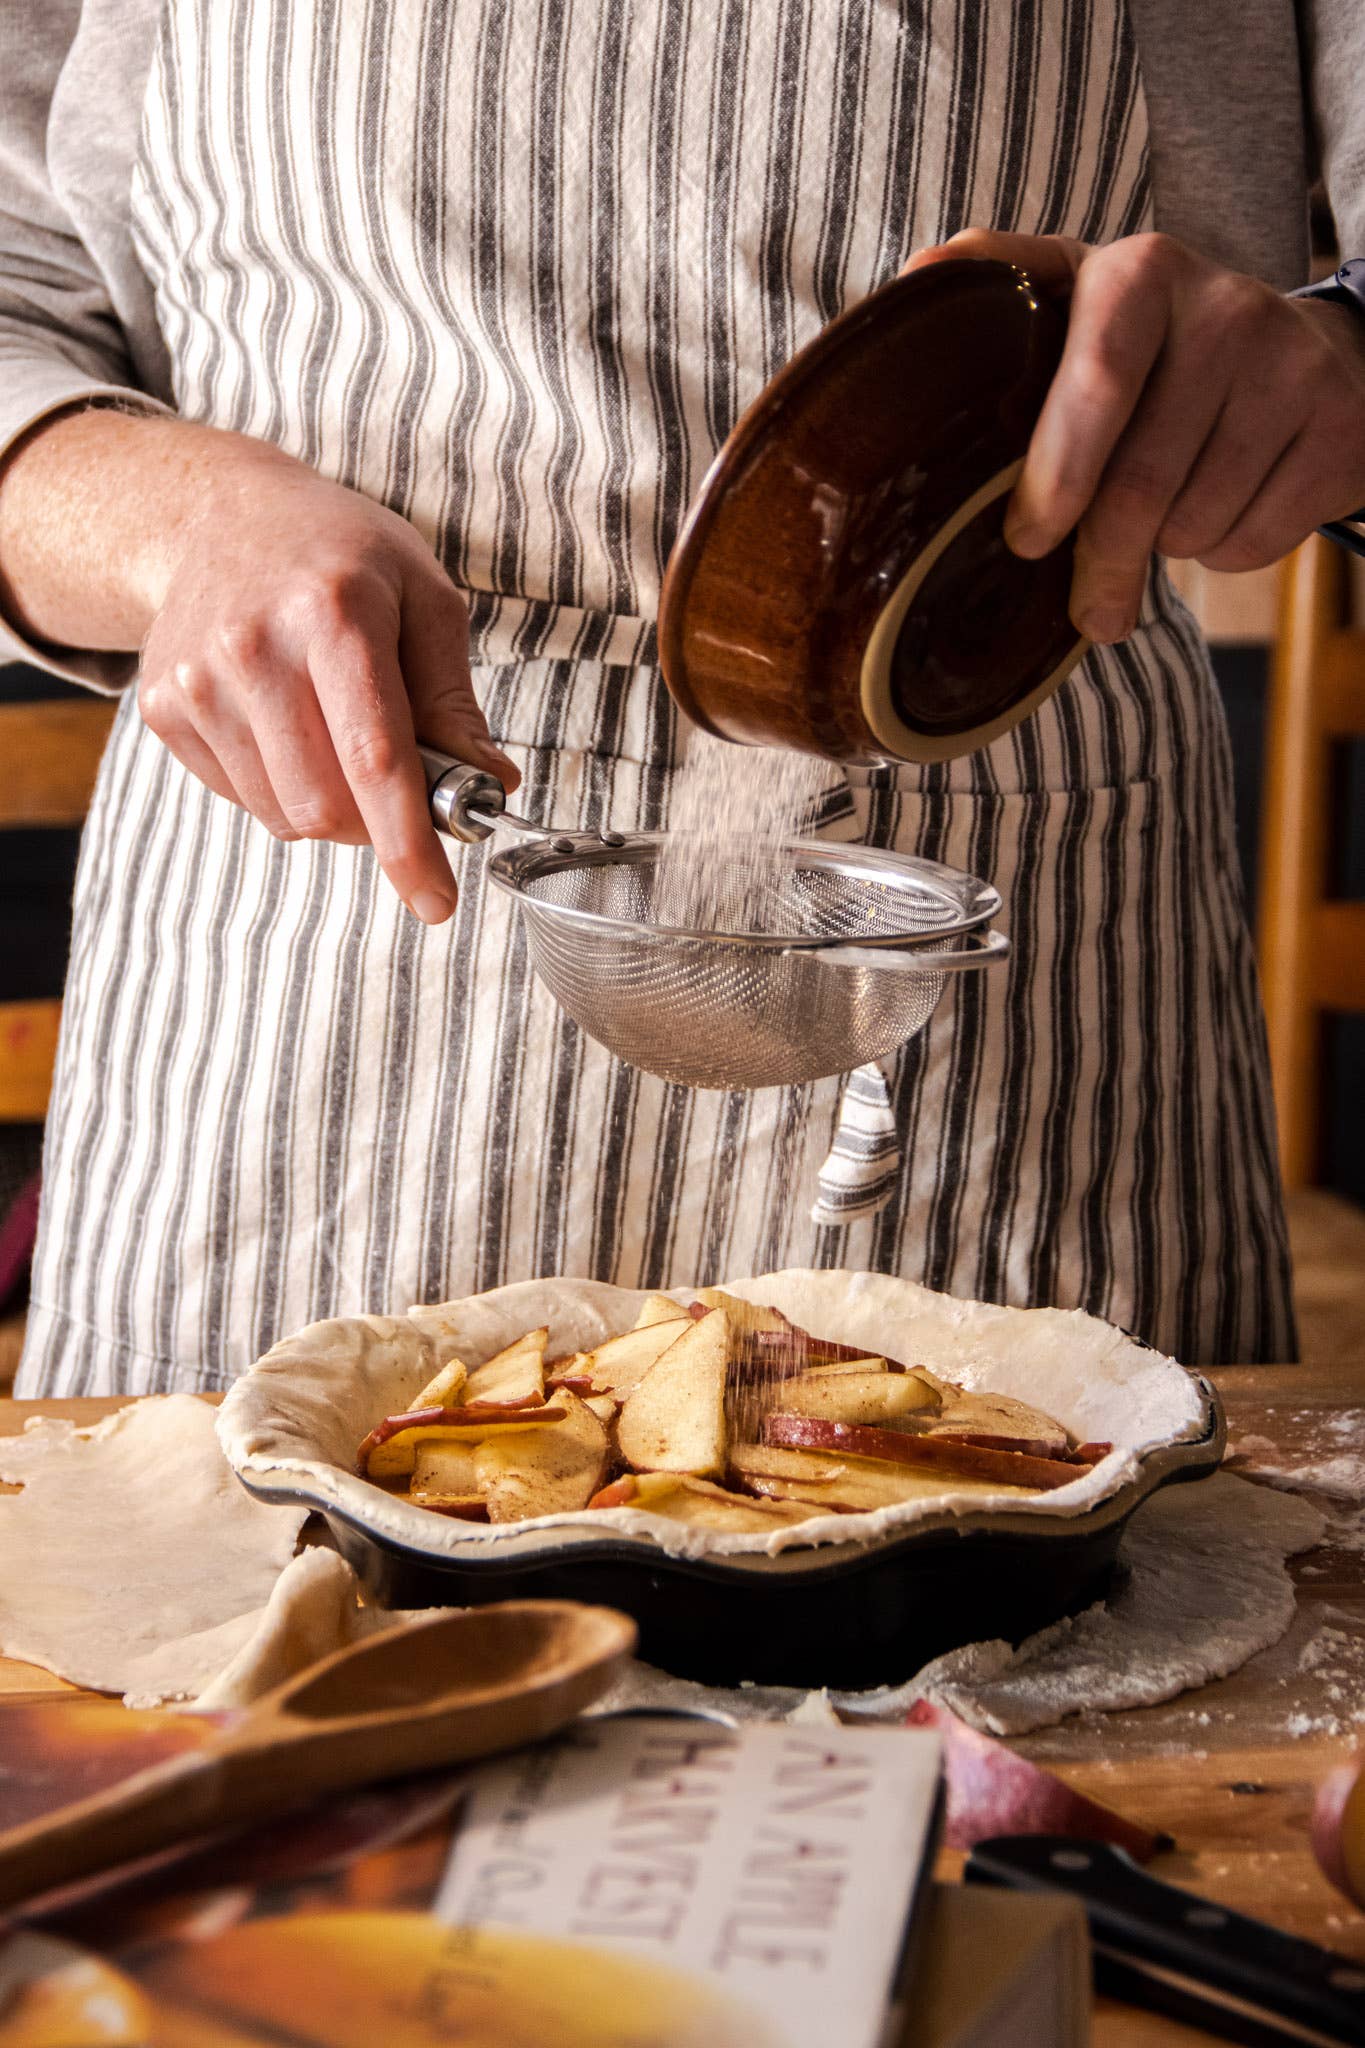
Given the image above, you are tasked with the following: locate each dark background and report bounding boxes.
[3,647,1364,1203]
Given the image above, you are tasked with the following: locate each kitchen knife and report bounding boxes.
[965,1835,1365,2047]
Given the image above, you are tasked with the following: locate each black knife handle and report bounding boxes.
[965,1836,1365,2047]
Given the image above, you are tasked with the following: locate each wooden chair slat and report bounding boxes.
[1312,903,1365,1012]
[1258,536,1365,1190]
[0,699,117,828]
[0,1000,61,1123]
[1318,635,1365,736]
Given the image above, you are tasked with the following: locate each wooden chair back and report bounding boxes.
[0,697,117,1121]
[1258,535,1365,1188]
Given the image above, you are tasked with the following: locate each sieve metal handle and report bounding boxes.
[420,745,631,851]
[418,747,508,842]
[815,926,1010,974]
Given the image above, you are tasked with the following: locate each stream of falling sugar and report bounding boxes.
[655,733,835,1441]
[651,730,832,936]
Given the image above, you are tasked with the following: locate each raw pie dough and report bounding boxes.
[0,1396,306,1706]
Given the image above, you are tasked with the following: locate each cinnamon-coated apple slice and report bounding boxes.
[557,1318,695,1401]
[463,1327,548,1407]
[589,1469,818,1531]
[617,1308,729,1477]
[777,1368,938,1427]
[410,1439,479,1494]
[690,1288,790,1334]
[474,1390,609,1521]
[358,1402,566,1480]
[762,1413,1091,1491]
[411,1356,469,1410]
[632,1292,689,1329]
[730,1442,1042,1512]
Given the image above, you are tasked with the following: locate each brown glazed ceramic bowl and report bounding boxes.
[658,259,1087,765]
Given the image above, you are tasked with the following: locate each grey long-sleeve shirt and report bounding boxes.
[2,0,1364,688]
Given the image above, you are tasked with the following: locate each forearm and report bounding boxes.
[0,407,299,654]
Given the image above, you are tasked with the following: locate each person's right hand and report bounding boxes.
[137,441,517,924]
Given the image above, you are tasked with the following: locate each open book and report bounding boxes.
[0,1699,1086,2045]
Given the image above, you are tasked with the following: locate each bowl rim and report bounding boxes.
[487,834,1002,952]
[231,1374,1224,1585]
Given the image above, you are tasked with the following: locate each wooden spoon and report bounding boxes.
[0,1599,635,1912]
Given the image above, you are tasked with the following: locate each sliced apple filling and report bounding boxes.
[356,1294,1096,1529]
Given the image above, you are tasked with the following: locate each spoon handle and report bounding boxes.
[0,1602,634,1916]
[0,1746,226,1913]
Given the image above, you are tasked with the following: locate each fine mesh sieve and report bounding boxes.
[421,750,1009,1090]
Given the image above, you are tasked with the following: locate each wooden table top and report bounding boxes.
[4,1367,1365,2046]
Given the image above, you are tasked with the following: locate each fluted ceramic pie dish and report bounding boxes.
[217,1269,1222,1688]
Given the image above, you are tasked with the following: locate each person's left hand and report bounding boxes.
[903,230,1365,644]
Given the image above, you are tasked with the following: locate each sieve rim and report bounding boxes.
[486,832,1000,951]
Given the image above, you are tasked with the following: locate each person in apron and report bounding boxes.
[9,0,1347,1396]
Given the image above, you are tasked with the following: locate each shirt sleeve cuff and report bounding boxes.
[0,375,177,695]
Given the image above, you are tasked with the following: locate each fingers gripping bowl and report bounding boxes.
[218,1271,1222,1688]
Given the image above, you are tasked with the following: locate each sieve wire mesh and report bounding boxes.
[489,837,1000,1090]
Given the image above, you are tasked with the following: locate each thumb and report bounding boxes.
[401,571,520,795]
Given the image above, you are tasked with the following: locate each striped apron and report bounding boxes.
[18,0,1296,1396]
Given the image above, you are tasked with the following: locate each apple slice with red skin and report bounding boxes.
[463,1326,548,1407]
[753,1327,915,1372]
[690,1288,790,1334]
[589,1474,639,1509]
[927,1429,1065,1460]
[931,1430,1112,1463]
[925,1386,1072,1460]
[357,1402,566,1479]
[411,1439,479,1493]
[762,1413,1093,1491]
[905,1700,1169,1861]
[555,1318,694,1401]
[728,1346,903,1388]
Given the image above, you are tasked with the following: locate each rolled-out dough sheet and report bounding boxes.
[0,1396,306,1706]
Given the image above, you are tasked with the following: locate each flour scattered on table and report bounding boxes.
[0,1396,306,1706]
[587,1472,1324,1738]
[844,1473,1323,1737]
[1229,1412,1365,1554]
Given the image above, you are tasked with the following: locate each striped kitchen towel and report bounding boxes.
[811,1063,902,1226]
